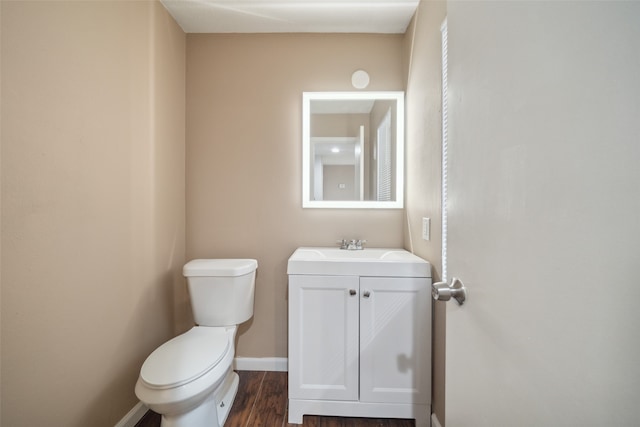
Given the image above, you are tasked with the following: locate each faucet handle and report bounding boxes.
[339,239,367,250]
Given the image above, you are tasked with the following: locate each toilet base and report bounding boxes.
[159,370,239,427]
[215,370,240,426]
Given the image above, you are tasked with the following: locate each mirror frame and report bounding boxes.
[302,91,405,209]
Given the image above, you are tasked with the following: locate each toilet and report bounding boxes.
[135,259,258,427]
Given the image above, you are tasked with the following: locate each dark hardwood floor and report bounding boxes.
[135,371,416,427]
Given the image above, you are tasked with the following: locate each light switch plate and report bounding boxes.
[422,217,430,241]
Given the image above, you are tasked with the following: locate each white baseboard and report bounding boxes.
[431,412,443,427]
[114,401,148,427]
[115,358,288,426]
[233,357,288,372]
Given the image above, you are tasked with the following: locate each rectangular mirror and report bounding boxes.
[302,91,404,209]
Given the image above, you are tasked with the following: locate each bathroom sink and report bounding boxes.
[287,247,431,277]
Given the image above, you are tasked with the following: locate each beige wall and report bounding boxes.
[323,165,355,201]
[1,1,185,425]
[186,34,405,359]
[1,2,450,424]
[402,1,448,425]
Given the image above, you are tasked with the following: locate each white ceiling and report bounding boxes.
[160,0,420,34]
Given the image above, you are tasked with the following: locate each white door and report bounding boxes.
[376,109,392,201]
[358,125,365,200]
[443,2,640,426]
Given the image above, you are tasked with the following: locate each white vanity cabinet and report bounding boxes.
[287,247,431,426]
[288,275,360,402]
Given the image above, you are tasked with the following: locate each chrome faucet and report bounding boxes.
[338,239,366,250]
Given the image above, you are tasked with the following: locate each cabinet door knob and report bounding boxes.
[363,290,371,298]
[349,289,357,296]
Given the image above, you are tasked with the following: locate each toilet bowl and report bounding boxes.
[135,259,257,427]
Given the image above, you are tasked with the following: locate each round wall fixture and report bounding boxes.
[351,70,370,89]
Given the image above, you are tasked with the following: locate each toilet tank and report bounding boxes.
[183,259,257,327]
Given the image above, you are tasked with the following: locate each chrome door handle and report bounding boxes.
[432,277,466,305]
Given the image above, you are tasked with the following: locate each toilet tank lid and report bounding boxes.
[183,259,258,277]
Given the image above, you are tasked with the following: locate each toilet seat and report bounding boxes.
[140,327,230,390]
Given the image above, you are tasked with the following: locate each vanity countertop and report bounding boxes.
[287,247,431,277]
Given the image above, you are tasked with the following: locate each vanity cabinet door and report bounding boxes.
[359,277,431,405]
[288,275,360,401]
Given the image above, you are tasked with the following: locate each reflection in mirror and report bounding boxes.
[302,92,404,209]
